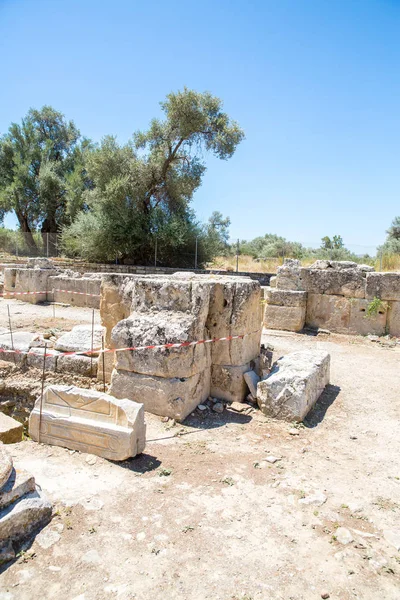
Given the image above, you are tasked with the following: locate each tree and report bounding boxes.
[203,211,231,257]
[321,235,344,250]
[62,88,244,263]
[0,106,91,253]
[378,216,400,255]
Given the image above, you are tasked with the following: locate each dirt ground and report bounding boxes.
[0,302,400,600]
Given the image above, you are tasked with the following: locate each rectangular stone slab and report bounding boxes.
[264,304,306,332]
[110,368,210,422]
[257,350,330,422]
[366,272,400,301]
[0,413,23,444]
[387,301,400,337]
[299,268,366,298]
[29,385,146,460]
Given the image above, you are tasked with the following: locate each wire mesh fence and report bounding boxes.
[0,230,399,273]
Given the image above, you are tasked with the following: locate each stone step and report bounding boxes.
[0,445,13,490]
[0,412,23,444]
[0,467,36,510]
[0,491,52,548]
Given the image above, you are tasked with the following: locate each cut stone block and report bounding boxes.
[55,325,105,355]
[49,275,101,308]
[276,259,302,291]
[329,261,358,270]
[348,299,387,336]
[27,257,55,269]
[57,354,98,377]
[100,275,136,346]
[0,491,52,544]
[110,368,210,422]
[0,468,36,510]
[244,370,260,398]
[265,289,307,307]
[0,446,13,490]
[388,301,400,337]
[269,276,277,288]
[131,278,211,318]
[210,363,252,403]
[0,331,38,353]
[4,267,58,304]
[264,304,306,332]
[299,268,366,298]
[306,293,351,333]
[27,348,60,371]
[29,385,146,460]
[111,312,210,378]
[257,350,330,421]
[366,272,400,301]
[0,413,23,444]
[206,280,261,365]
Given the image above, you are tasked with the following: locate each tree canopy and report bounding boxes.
[0,106,90,251]
[62,88,244,263]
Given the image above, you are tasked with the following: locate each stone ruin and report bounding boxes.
[0,444,52,564]
[264,259,400,337]
[100,273,263,421]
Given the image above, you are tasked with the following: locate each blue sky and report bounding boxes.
[1,0,399,254]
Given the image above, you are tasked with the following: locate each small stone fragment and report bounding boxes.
[212,402,224,413]
[197,404,207,411]
[299,491,327,506]
[288,428,300,436]
[321,593,330,599]
[0,412,23,444]
[229,402,246,413]
[264,455,281,464]
[335,527,354,545]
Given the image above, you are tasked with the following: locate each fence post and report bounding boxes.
[154,237,157,267]
[236,239,239,273]
[46,233,49,258]
[195,237,198,269]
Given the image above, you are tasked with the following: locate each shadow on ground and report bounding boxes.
[116,453,162,473]
[303,384,341,428]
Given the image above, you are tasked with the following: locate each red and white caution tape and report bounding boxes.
[0,329,261,360]
[0,289,100,298]
[0,290,47,297]
[53,289,101,298]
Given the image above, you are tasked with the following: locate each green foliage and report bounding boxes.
[61,88,243,264]
[378,216,400,256]
[321,235,344,250]
[0,106,91,251]
[366,297,388,318]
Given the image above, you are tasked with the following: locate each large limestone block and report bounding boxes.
[306,293,351,333]
[131,278,211,318]
[55,325,105,354]
[387,301,400,337]
[348,299,387,336]
[257,350,330,421]
[100,275,137,346]
[206,280,261,365]
[264,304,306,332]
[49,276,101,309]
[4,268,58,304]
[0,413,23,444]
[299,268,366,298]
[265,289,307,307]
[0,491,52,545]
[57,354,97,377]
[110,368,210,421]
[27,347,60,371]
[0,468,36,510]
[29,385,146,460]
[276,259,302,290]
[27,257,55,269]
[0,446,13,490]
[210,363,252,403]
[111,312,210,378]
[366,272,400,301]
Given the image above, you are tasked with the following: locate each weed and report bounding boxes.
[221,477,235,486]
[366,297,388,318]
[158,467,172,477]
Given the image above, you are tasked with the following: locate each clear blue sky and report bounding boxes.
[1,0,399,254]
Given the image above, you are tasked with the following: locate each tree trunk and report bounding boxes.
[15,211,38,254]
[41,217,58,257]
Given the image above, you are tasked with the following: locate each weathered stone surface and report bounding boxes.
[309,260,331,270]
[244,370,260,398]
[113,316,210,379]
[0,468,35,510]
[387,301,400,337]
[57,354,98,377]
[29,385,146,460]
[348,299,387,336]
[27,257,55,270]
[100,275,136,346]
[299,268,366,298]
[366,272,400,301]
[257,350,330,421]
[265,289,307,307]
[49,276,101,309]
[0,445,13,490]
[0,331,37,353]
[276,259,302,291]
[110,368,210,422]
[0,491,52,544]
[329,261,358,270]
[4,267,58,304]
[264,305,306,332]
[269,276,277,288]
[27,348,60,371]
[55,325,105,354]
[0,413,23,444]
[306,293,351,333]
[357,264,375,272]
[206,280,261,366]
[131,278,211,317]
[210,363,252,403]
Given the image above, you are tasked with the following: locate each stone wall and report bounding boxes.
[263,260,400,337]
[102,273,262,420]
